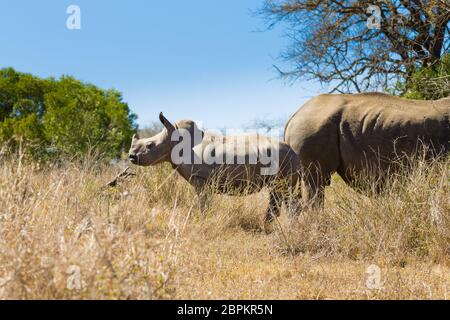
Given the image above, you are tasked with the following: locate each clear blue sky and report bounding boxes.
[0,0,325,129]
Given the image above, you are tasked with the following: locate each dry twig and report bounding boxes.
[102,166,136,190]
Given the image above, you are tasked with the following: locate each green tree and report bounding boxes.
[403,54,450,100]
[0,68,137,161]
[0,68,55,157]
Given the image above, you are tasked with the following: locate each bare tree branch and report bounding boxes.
[260,0,450,93]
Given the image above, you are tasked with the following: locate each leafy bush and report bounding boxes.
[404,54,450,100]
[0,68,137,161]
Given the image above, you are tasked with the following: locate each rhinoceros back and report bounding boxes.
[338,95,450,161]
[284,93,450,178]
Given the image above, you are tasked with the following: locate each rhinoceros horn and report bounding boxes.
[159,112,175,133]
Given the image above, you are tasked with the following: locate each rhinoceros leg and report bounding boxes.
[281,177,302,217]
[190,176,211,212]
[285,116,340,209]
[263,191,285,234]
[301,164,331,209]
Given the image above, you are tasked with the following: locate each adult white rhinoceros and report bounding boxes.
[284,93,450,207]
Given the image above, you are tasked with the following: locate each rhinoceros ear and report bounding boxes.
[159,112,175,132]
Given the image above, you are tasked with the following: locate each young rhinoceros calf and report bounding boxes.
[128,113,300,233]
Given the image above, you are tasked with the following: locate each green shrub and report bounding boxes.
[404,54,450,100]
[0,68,137,161]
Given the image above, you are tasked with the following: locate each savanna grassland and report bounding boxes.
[0,155,449,300]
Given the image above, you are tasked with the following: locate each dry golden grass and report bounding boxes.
[0,155,449,299]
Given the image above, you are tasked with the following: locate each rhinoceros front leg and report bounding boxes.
[190,176,210,212]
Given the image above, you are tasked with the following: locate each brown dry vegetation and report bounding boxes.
[0,154,449,299]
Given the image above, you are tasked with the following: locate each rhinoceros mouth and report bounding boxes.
[129,154,139,165]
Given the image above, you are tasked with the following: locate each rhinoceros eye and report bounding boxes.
[146,142,154,150]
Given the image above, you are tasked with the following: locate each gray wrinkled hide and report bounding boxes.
[284,92,450,207]
[129,113,301,233]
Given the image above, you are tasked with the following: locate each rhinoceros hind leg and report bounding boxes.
[263,191,284,234]
[302,168,329,209]
[283,183,302,218]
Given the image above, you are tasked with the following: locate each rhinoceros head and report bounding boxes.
[128,113,176,166]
